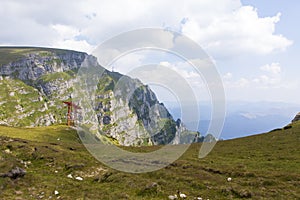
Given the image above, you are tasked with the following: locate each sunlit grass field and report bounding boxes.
[0,122,299,199]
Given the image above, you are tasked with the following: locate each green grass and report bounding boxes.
[0,78,46,126]
[37,71,74,83]
[0,75,76,127]
[0,125,79,144]
[0,48,35,66]
[0,47,85,66]
[0,122,299,199]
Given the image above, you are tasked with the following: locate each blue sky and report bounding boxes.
[0,0,299,104]
[225,0,300,103]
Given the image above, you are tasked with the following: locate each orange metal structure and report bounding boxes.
[63,101,81,126]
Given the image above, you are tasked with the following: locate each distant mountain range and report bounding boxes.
[164,101,300,139]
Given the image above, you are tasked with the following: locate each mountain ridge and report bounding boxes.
[0,46,204,146]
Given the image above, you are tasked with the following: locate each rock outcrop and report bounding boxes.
[0,167,26,179]
[292,112,300,123]
[0,47,197,146]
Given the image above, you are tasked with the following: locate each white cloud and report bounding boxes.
[252,75,280,86]
[240,112,257,119]
[0,0,292,58]
[223,72,233,80]
[54,39,95,53]
[180,6,292,56]
[51,24,79,40]
[111,52,145,73]
[224,63,283,89]
[233,78,250,88]
[159,61,171,67]
[254,62,282,87]
[51,24,95,52]
[260,63,281,74]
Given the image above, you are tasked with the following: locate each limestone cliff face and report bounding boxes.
[77,70,192,146]
[0,47,195,146]
[0,50,92,81]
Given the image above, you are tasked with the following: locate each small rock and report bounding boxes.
[54,190,59,195]
[65,163,85,170]
[75,176,83,181]
[4,149,11,154]
[138,182,160,196]
[15,190,23,195]
[168,194,178,200]
[239,190,252,198]
[179,192,187,199]
[67,174,73,179]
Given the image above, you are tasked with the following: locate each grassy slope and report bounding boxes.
[0,78,46,126]
[0,47,85,66]
[0,122,299,200]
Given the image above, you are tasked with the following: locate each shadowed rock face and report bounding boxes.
[292,112,300,122]
[0,47,196,146]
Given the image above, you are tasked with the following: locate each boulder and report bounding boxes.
[0,167,26,179]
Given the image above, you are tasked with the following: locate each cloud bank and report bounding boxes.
[0,0,292,57]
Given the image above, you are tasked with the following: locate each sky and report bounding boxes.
[0,0,299,104]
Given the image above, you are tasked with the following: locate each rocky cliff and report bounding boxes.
[0,47,197,146]
[292,112,300,123]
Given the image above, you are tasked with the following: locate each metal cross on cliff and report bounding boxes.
[63,101,81,126]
